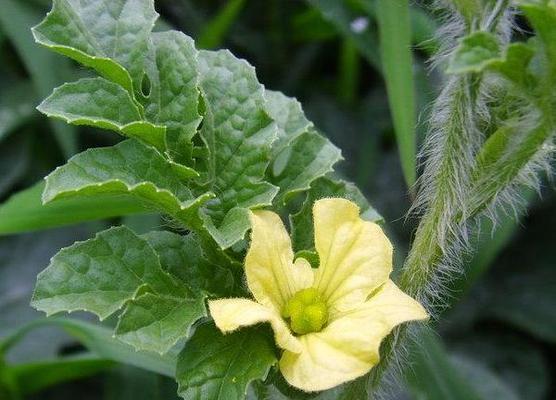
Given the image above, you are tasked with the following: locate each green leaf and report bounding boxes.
[143,31,202,163]
[519,0,556,73]
[42,139,210,224]
[0,0,77,157]
[142,231,234,296]
[116,291,206,355]
[10,355,113,395]
[487,42,536,88]
[32,226,187,320]
[38,77,166,151]
[265,91,342,206]
[447,31,501,74]
[449,33,536,90]
[197,0,247,49]
[290,176,383,252]
[197,49,278,248]
[32,0,158,94]
[32,226,208,354]
[265,90,312,157]
[0,182,147,235]
[269,130,342,205]
[376,0,417,187]
[176,323,276,400]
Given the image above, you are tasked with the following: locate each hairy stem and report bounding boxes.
[368,1,516,394]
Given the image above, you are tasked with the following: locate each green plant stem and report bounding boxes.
[368,2,518,391]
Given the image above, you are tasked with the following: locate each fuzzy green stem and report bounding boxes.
[367,1,516,392]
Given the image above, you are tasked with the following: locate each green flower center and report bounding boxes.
[282,288,328,335]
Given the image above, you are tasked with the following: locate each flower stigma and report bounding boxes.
[282,287,328,335]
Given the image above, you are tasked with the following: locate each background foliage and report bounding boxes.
[0,0,554,399]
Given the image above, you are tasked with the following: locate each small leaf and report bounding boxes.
[291,177,382,252]
[42,139,210,225]
[142,231,235,296]
[269,130,342,205]
[143,31,202,164]
[116,292,206,355]
[487,42,536,88]
[176,323,276,400]
[32,0,158,93]
[265,90,313,157]
[519,0,556,71]
[448,31,501,74]
[469,121,552,216]
[32,226,186,320]
[38,77,166,151]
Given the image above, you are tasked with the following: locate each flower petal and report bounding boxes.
[245,210,299,311]
[279,280,427,391]
[313,198,393,313]
[209,298,302,353]
[292,257,315,290]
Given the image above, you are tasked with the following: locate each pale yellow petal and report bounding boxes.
[279,280,427,392]
[208,298,302,353]
[348,279,428,326]
[313,198,393,313]
[291,257,315,291]
[245,210,298,311]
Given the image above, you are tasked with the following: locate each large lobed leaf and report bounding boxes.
[32,226,209,355]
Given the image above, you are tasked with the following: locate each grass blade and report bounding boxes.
[376,0,416,187]
[0,182,149,235]
[197,0,247,49]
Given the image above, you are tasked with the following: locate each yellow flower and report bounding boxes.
[209,198,427,392]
